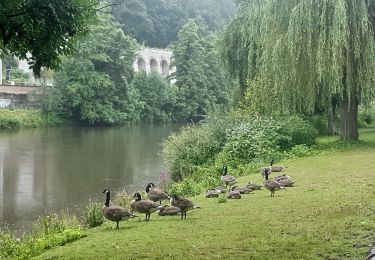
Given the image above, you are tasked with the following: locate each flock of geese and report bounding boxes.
[102,183,201,229]
[102,159,294,229]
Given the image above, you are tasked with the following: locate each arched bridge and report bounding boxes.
[133,48,175,77]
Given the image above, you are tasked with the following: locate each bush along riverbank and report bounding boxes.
[0,109,65,130]
[0,214,85,259]
[162,113,320,196]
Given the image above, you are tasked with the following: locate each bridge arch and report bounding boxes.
[150,58,158,73]
[137,57,146,72]
[133,48,175,80]
[161,60,169,76]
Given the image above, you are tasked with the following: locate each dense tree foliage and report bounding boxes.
[50,12,140,125]
[202,35,234,110]
[45,16,234,124]
[222,0,375,140]
[0,0,99,76]
[171,20,233,121]
[110,0,237,48]
[130,71,178,122]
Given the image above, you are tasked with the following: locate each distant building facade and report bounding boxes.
[133,48,175,78]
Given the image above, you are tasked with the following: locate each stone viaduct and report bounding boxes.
[133,48,175,77]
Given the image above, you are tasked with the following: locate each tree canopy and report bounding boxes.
[171,19,233,121]
[51,11,139,125]
[222,0,375,140]
[0,0,99,76]
[130,71,178,122]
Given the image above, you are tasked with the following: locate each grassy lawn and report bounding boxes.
[33,129,375,260]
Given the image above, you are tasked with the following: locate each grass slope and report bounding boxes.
[34,129,375,260]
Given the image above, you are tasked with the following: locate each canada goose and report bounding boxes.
[227,186,241,199]
[221,165,237,189]
[102,189,136,229]
[246,183,262,190]
[273,173,291,181]
[269,158,287,172]
[130,199,136,212]
[261,167,270,177]
[146,183,170,204]
[212,185,227,194]
[158,205,181,216]
[273,174,295,187]
[263,167,285,197]
[170,195,200,220]
[232,185,253,194]
[205,189,220,198]
[133,192,164,221]
[276,178,294,187]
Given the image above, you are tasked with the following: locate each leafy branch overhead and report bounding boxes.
[0,0,100,76]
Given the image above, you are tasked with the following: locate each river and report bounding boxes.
[0,124,181,234]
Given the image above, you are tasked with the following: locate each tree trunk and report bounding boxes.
[328,109,336,135]
[339,92,359,141]
[328,97,338,135]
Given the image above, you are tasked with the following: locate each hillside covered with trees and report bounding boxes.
[109,0,237,48]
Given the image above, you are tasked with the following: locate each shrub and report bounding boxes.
[41,112,66,127]
[18,109,45,128]
[0,109,65,129]
[161,113,319,186]
[33,213,82,236]
[284,144,316,159]
[168,178,203,197]
[278,116,318,149]
[358,105,375,127]
[161,119,227,181]
[0,213,85,259]
[113,190,135,208]
[0,116,20,129]
[190,166,223,188]
[217,194,228,203]
[85,202,104,228]
[221,117,283,165]
[308,114,329,135]
[0,229,20,259]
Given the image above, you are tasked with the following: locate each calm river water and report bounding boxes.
[0,124,181,233]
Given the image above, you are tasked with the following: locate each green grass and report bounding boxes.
[32,128,375,259]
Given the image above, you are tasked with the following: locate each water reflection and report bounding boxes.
[0,124,181,233]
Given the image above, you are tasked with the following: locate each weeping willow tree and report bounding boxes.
[222,0,375,140]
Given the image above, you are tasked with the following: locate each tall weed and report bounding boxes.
[85,201,104,228]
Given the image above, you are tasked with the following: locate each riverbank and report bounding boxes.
[28,128,375,259]
[0,109,64,129]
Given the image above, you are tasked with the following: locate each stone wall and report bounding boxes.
[0,85,42,108]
